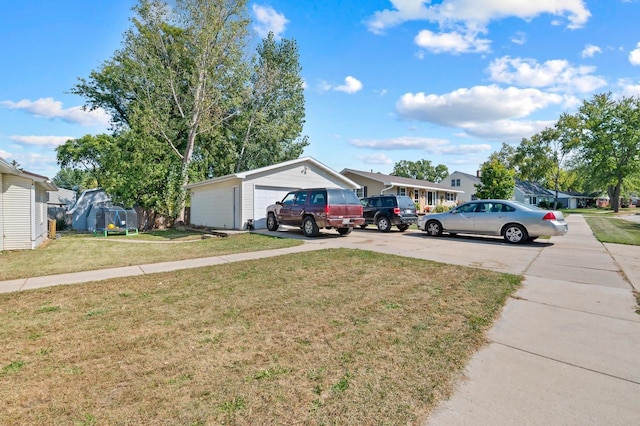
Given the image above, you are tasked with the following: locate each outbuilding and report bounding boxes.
[186,157,360,230]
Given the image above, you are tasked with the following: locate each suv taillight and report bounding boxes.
[393,207,401,215]
[542,212,556,220]
[325,204,330,214]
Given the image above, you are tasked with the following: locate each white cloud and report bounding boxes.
[510,31,527,45]
[349,136,491,156]
[461,119,555,141]
[252,4,289,38]
[354,153,394,165]
[0,97,110,127]
[582,44,602,58]
[396,85,564,126]
[335,76,363,94]
[9,135,75,147]
[414,29,491,54]
[366,0,591,34]
[487,56,607,93]
[351,136,450,150]
[319,76,363,94]
[629,42,640,66]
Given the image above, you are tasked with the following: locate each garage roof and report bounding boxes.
[185,157,360,190]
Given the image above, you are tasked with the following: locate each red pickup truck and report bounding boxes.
[266,188,365,237]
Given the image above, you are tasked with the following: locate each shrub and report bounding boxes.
[433,204,453,213]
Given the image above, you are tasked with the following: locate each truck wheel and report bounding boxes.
[337,227,352,236]
[266,213,279,231]
[302,216,319,237]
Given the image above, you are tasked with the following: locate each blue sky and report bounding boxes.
[3,0,640,180]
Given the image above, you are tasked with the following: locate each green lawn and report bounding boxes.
[584,216,640,245]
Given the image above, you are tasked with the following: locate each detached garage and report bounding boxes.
[186,157,360,230]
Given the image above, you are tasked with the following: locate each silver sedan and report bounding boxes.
[418,200,568,244]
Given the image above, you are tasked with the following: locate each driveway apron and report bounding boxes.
[427,214,640,425]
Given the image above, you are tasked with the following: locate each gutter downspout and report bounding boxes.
[380,183,394,195]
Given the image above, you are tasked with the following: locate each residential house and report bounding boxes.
[443,171,480,202]
[513,180,554,206]
[340,169,463,212]
[186,157,360,230]
[0,157,58,251]
[48,187,77,224]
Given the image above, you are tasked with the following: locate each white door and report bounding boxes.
[253,185,297,229]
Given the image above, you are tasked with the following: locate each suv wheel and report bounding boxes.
[302,216,320,237]
[337,227,352,236]
[266,213,278,231]
[376,216,392,232]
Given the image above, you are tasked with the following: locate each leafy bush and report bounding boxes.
[433,204,453,213]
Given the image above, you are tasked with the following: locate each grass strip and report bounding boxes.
[584,216,640,245]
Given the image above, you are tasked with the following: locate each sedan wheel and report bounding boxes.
[503,224,527,244]
[425,220,442,236]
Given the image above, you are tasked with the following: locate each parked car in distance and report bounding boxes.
[266,188,365,237]
[360,195,418,232]
[418,199,568,244]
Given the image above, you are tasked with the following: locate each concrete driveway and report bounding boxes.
[255,226,547,275]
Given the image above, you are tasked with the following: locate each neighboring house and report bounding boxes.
[444,171,480,203]
[67,188,112,232]
[549,190,595,209]
[47,187,77,223]
[186,157,361,230]
[340,169,463,212]
[513,180,555,205]
[0,157,58,251]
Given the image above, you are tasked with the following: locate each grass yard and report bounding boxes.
[0,249,520,425]
[0,232,301,281]
[584,216,640,245]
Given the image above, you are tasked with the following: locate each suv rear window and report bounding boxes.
[396,196,415,209]
[327,189,360,205]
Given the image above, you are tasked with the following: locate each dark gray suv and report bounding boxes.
[360,195,418,232]
[266,188,365,237]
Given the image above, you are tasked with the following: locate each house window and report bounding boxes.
[355,186,367,198]
[446,193,456,202]
[427,191,434,205]
[531,197,537,205]
[397,187,407,196]
[451,179,461,187]
[414,190,419,204]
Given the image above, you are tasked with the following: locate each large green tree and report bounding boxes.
[391,159,449,182]
[73,0,251,220]
[568,93,640,212]
[72,0,308,222]
[474,159,515,199]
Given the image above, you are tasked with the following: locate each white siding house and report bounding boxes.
[0,157,57,251]
[186,157,360,230]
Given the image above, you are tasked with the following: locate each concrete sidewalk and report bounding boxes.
[427,214,640,425]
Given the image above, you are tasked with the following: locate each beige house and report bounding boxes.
[443,171,481,202]
[340,169,463,212]
[1,157,57,251]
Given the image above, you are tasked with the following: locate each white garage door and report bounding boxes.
[253,185,297,229]
[191,186,236,229]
